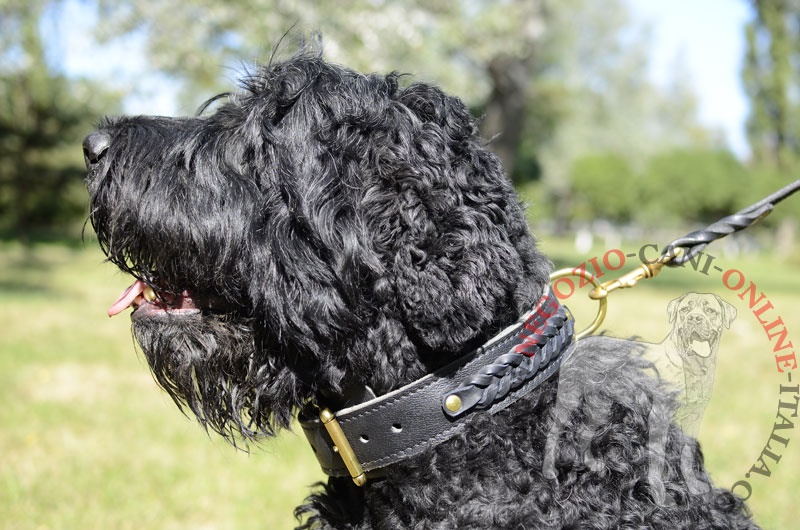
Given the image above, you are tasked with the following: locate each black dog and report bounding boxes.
[84,48,758,529]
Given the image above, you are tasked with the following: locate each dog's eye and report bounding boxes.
[705,307,717,316]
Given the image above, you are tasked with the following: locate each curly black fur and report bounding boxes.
[84,46,758,529]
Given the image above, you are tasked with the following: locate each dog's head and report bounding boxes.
[84,50,548,441]
[666,292,736,358]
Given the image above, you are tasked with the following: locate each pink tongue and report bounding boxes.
[108,280,147,317]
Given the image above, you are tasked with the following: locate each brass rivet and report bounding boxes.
[445,394,462,412]
[143,286,157,301]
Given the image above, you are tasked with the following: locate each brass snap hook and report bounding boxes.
[549,267,608,340]
[588,247,684,300]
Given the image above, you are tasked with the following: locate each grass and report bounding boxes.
[0,242,323,530]
[1,238,798,529]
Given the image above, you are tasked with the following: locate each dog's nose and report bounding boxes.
[82,131,112,167]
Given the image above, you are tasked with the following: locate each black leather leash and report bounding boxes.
[586,178,800,301]
[300,290,574,486]
[661,178,800,266]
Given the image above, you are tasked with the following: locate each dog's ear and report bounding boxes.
[666,294,686,324]
[366,82,549,356]
[245,60,547,390]
[714,295,737,328]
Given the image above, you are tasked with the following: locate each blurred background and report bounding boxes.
[1,0,799,528]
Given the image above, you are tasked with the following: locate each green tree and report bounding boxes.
[90,0,711,213]
[0,0,121,240]
[530,3,712,231]
[638,149,750,227]
[742,0,800,255]
[742,0,800,167]
[569,154,636,223]
[94,0,566,181]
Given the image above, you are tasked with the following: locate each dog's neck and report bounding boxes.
[301,289,574,487]
[314,281,551,409]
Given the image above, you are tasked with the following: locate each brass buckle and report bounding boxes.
[319,408,367,486]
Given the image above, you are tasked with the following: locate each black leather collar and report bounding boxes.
[299,288,575,485]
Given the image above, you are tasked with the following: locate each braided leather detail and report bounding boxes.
[662,205,773,266]
[443,301,574,418]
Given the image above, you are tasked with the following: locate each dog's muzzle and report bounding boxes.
[300,289,575,486]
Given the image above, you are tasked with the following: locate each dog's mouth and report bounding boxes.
[686,323,716,343]
[108,279,200,318]
[685,328,717,358]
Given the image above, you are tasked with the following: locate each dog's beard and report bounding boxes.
[132,312,297,442]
